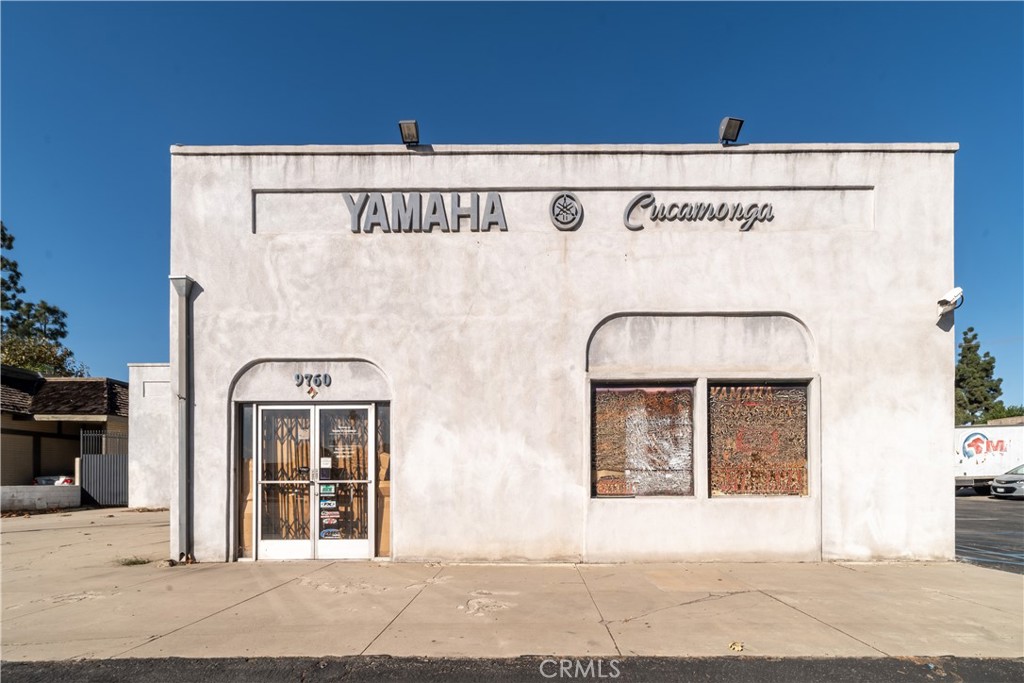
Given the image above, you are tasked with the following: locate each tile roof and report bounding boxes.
[1,366,129,418]
[110,382,130,417]
[0,367,41,415]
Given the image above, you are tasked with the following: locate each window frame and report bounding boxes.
[706,380,811,498]
[589,375,816,501]
[590,380,698,499]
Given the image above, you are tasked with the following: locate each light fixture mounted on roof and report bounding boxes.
[398,120,419,146]
[719,117,744,146]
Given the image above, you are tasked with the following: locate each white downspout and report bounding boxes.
[170,275,194,562]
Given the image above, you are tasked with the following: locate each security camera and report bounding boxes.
[937,286,964,315]
[938,287,963,306]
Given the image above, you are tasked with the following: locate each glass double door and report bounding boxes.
[257,405,375,559]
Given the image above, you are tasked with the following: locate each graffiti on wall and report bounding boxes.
[708,384,808,496]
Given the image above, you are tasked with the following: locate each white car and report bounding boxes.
[33,475,74,486]
[990,464,1024,499]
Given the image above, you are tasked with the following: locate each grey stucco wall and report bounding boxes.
[128,363,171,509]
[585,314,820,561]
[170,143,957,562]
[1,485,80,511]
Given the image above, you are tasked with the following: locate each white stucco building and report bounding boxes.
[145,141,959,563]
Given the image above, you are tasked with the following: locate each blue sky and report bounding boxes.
[2,2,1022,405]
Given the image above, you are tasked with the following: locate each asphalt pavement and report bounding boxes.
[3,655,1023,683]
[955,494,1024,574]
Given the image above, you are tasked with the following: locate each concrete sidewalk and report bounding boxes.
[1,508,1021,662]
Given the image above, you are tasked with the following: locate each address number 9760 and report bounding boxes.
[294,373,332,388]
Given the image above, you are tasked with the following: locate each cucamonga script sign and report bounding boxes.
[624,193,774,232]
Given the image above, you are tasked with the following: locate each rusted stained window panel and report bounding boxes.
[593,386,694,496]
[709,384,808,496]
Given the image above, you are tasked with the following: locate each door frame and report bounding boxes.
[314,404,376,560]
[254,403,376,560]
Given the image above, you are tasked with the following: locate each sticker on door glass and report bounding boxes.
[319,484,336,494]
[320,501,342,539]
[320,458,332,469]
[319,499,337,509]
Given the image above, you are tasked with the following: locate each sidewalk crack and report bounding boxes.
[575,564,621,657]
[359,565,445,655]
[760,590,890,656]
[926,588,1018,616]
[615,590,756,624]
[104,562,338,659]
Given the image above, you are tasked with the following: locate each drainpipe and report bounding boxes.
[169,275,195,562]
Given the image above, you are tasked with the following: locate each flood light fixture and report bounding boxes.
[719,117,744,145]
[399,120,419,146]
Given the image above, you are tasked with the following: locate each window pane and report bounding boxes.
[318,483,368,540]
[318,408,369,481]
[375,404,391,557]
[261,483,310,540]
[708,384,808,496]
[260,409,310,481]
[593,386,694,496]
[238,404,254,558]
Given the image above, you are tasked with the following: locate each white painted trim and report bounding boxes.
[172,143,959,155]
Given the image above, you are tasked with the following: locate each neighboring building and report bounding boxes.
[1,366,128,486]
[986,416,1024,426]
[127,363,171,508]
[153,142,958,563]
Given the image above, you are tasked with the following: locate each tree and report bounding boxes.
[0,223,87,376]
[1,221,26,317]
[1,334,87,377]
[984,402,1024,422]
[955,327,1004,425]
[5,299,69,341]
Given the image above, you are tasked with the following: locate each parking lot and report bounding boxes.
[955,494,1024,574]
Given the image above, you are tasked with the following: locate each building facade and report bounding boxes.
[1,367,130,510]
[127,362,171,508]
[165,142,957,563]
[1,366,129,486]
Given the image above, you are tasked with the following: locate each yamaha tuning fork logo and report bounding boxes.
[550,192,584,231]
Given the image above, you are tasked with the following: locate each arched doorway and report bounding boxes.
[231,360,391,560]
